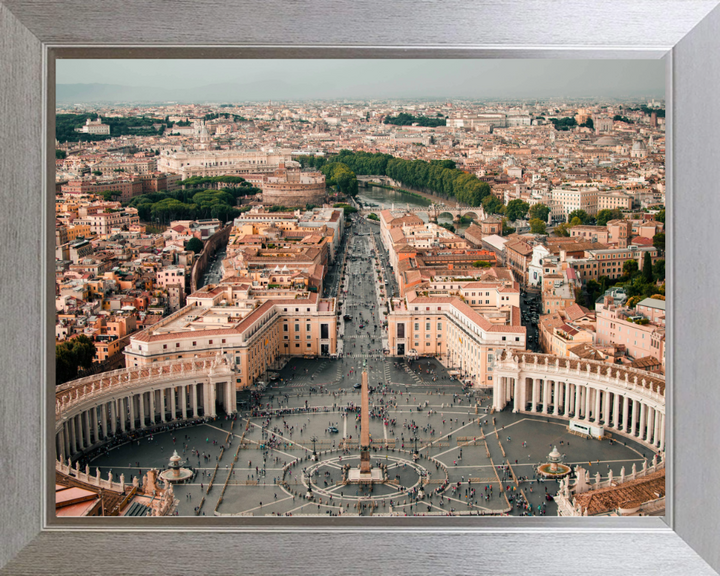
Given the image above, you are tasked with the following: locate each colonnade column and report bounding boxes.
[182,385,188,419]
[119,398,126,433]
[613,393,620,429]
[129,394,136,430]
[512,378,520,412]
[654,410,662,447]
[139,392,146,428]
[565,382,571,417]
[602,390,610,425]
[57,426,65,461]
[553,382,567,416]
[583,386,591,421]
[623,397,630,432]
[171,387,177,420]
[646,408,654,443]
[68,416,76,454]
[149,390,155,425]
[594,388,601,423]
[62,422,72,456]
[82,412,90,448]
[659,413,666,451]
[639,402,646,439]
[227,381,234,415]
[111,400,118,436]
[93,407,100,443]
[531,379,538,412]
[542,380,549,414]
[161,389,167,423]
[192,384,198,418]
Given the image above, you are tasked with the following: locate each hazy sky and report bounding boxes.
[57,59,665,100]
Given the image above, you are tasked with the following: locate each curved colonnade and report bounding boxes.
[492,350,665,452]
[55,355,235,463]
[54,350,666,465]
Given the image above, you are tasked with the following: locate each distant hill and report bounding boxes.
[56,80,309,104]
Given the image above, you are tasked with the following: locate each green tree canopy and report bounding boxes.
[652,259,665,282]
[333,203,358,214]
[549,117,577,131]
[623,259,639,277]
[482,194,504,215]
[321,162,358,196]
[55,149,67,159]
[473,260,492,268]
[383,113,446,127]
[55,335,96,385]
[567,209,590,224]
[529,218,547,234]
[553,222,571,237]
[367,213,380,221]
[505,199,529,222]
[654,209,665,224]
[528,203,550,222]
[569,217,583,227]
[596,208,624,226]
[653,232,665,253]
[186,237,204,254]
[642,252,653,283]
[501,217,515,236]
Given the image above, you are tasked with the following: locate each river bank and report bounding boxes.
[360,180,471,209]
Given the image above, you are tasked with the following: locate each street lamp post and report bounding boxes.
[311,435,318,461]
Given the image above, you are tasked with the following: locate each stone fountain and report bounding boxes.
[159,450,193,483]
[537,446,571,478]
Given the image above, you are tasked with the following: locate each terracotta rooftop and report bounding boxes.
[572,468,665,516]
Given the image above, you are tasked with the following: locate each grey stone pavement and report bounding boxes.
[88,219,651,517]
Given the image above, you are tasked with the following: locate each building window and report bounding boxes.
[192,341,196,346]
[284,324,288,332]
[176,343,180,348]
[209,340,213,345]
[163,344,167,349]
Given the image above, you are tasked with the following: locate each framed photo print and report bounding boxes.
[1,1,720,574]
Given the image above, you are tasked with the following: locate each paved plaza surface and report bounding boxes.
[88,218,652,517]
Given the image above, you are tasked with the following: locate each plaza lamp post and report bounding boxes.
[311,435,318,461]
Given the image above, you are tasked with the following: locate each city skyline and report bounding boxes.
[57,59,665,103]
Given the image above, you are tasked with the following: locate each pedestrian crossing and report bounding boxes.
[403,361,424,385]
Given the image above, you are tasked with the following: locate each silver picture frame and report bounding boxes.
[1,1,719,573]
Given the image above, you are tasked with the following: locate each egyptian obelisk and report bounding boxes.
[359,370,371,473]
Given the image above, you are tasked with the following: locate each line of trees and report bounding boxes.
[299,150,493,207]
[320,162,358,196]
[56,113,165,143]
[383,112,446,127]
[126,184,258,224]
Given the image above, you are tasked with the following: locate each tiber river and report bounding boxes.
[355,185,473,233]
